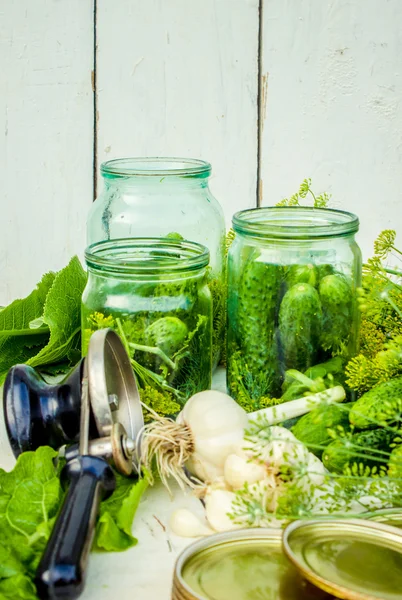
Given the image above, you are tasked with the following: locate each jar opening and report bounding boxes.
[233,207,359,239]
[85,238,210,275]
[100,157,211,179]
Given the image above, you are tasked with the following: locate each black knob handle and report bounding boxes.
[35,455,115,600]
[3,362,97,457]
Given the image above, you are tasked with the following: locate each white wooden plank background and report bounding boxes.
[0,0,401,302]
[0,0,94,305]
[96,0,260,228]
[259,0,402,258]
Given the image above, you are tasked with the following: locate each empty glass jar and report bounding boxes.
[87,158,226,367]
[82,238,212,418]
[227,207,362,411]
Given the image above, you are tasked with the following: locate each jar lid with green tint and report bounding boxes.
[283,518,402,600]
[172,528,333,600]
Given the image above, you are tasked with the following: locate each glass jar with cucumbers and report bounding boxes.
[227,207,362,411]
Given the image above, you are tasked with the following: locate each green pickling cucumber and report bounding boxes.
[319,273,352,354]
[317,264,335,280]
[388,444,402,478]
[349,377,402,429]
[291,402,354,458]
[145,316,188,357]
[322,428,394,474]
[278,283,322,371]
[286,263,318,288]
[236,257,282,397]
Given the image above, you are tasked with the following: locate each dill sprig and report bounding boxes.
[276,178,331,208]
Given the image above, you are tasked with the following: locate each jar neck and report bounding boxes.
[233,207,359,241]
[85,238,210,280]
[87,265,207,282]
[103,175,209,192]
[100,158,211,192]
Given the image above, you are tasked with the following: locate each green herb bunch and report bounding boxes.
[346,230,402,393]
[227,394,402,527]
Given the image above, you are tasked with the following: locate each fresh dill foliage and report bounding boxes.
[346,229,402,393]
[276,178,331,208]
[225,396,402,525]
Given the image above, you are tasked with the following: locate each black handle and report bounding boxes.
[3,362,85,456]
[35,456,116,600]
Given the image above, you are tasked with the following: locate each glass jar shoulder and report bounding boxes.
[88,184,225,245]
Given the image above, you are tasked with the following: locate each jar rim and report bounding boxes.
[85,238,210,275]
[100,157,211,179]
[232,206,359,239]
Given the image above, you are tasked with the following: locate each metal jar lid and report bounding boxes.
[283,518,402,600]
[172,528,333,600]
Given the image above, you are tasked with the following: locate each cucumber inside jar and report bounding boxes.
[227,255,358,409]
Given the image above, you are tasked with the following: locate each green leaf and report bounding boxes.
[94,473,148,552]
[0,447,63,581]
[0,544,25,579]
[0,575,37,599]
[0,273,55,380]
[7,478,61,538]
[0,272,54,340]
[27,257,87,368]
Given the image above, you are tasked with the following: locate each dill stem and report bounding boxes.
[384,266,402,278]
[129,341,176,371]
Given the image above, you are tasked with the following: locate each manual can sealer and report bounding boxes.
[3,328,144,600]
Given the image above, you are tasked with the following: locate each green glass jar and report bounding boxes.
[227,207,362,409]
[82,238,212,416]
[87,158,226,367]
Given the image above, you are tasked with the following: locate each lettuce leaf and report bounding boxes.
[27,257,86,369]
[0,574,37,600]
[0,273,54,381]
[0,447,148,598]
[0,257,86,383]
[0,447,64,582]
[94,472,149,552]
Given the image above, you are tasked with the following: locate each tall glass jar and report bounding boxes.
[87,158,226,367]
[82,238,212,418]
[227,207,362,411]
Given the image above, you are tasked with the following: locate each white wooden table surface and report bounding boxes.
[0,369,227,600]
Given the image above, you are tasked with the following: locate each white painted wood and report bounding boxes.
[0,0,94,305]
[260,0,402,258]
[96,0,260,229]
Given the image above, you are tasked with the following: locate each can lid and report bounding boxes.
[173,528,331,600]
[283,518,402,600]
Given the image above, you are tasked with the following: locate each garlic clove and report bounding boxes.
[169,508,214,538]
[224,453,266,490]
[204,488,243,532]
